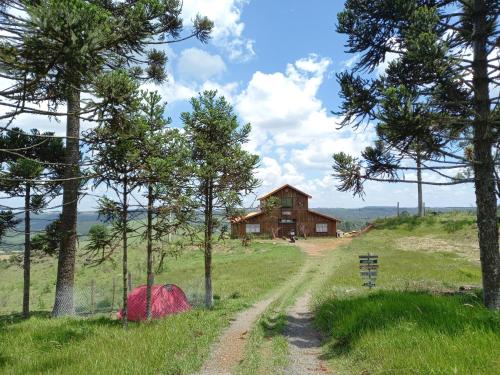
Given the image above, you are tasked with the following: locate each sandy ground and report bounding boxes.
[197,237,349,374]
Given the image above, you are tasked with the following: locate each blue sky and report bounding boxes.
[149,0,476,209]
[2,0,478,210]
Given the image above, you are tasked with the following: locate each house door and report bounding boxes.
[279,219,296,237]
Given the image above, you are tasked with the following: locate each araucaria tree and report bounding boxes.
[87,70,146,327]
[137,91,193,321]
[333,0,499,309]
[0,128,64,318]
[0,1,212,316]
[182,90,259,308]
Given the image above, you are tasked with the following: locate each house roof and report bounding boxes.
[307,210,341,222]
[258,184,312,200]
[230,210,264,223]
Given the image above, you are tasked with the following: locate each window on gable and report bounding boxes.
[281,197,293,208]
[316,223,328,233]
[246,224,260,234]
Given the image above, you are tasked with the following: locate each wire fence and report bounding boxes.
[0,271,206,318]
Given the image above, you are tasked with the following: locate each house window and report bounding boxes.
[282,210,292,216]
[280,218,295,224]
[316,223,328,233]
[281,197,293,208]
[246,224,260,234]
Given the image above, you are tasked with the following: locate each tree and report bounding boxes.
[334,0,499,308]
[0,128,64,318]
[0,211,20,243]
[0,0,213,316]
[182,90,259,308]
[261,196,281,238]
[87,70,145,327]
[137,91,194,321]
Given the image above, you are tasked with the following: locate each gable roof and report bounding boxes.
[307,210,341,222]
[258,184,312,200]
[230,210,264,223]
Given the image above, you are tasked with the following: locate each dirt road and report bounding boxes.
[197,237,350,374]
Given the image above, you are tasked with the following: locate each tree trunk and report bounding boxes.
[471,0,500,310]
[52,87,80,316]
[22,184,31,318]
[122,177,129,328]
[146,185,154,320]
[416,152,424,217]
[204,179,214,309]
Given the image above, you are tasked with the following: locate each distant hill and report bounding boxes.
[0,206,476,251]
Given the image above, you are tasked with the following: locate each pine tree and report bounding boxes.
[182,90,260,308]
[0,128,64,318]
[137,90,194,320]
[334,0,499,309]
[86,70,145,327]
[0,0,213,316]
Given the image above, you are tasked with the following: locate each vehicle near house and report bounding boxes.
[231,184,340,238]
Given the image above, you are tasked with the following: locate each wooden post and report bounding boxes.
[423,202,426,216]
[397,202,400,217]
[111,278,116,312]
[128,272,132,294]
[90,279,96,314]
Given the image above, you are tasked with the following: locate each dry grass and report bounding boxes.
[394,235,480,263]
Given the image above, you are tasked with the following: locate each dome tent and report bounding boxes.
[117,284,191,321]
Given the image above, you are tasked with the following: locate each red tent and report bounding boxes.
[117,284,191,321]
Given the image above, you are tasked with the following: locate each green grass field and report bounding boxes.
[0,240,305,374]
[313,212,500,375]
[1,212,499,374]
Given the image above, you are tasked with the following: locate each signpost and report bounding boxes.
[359,254,378,289]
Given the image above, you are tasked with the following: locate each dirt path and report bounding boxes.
[197,262,309,375]
[197,237,349,375]
[297,237,352,256]
[282,237,352,374]
[284,292,329,374]
[197,293,279,375]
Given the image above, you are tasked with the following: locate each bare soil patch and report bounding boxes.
[295,237,352,256]
[394,236,480,263]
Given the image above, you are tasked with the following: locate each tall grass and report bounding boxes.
[0,240,306,374]
[313,213,500,374]
[315,291,500,374]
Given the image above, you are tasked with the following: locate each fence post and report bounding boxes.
[111,278,116,312]
[128,272,132,294]
[397,202,400,217]
[90,279,96,314]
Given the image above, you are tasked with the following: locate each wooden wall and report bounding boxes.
[231,187,338,238]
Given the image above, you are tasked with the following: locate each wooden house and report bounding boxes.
[231,184,340,238]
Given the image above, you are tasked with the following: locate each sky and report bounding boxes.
[2,0,478,210]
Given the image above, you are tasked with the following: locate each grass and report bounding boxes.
[0,239,306,374]
[236,263,310,375]
[237,246,340,375]
[313,213,500,375]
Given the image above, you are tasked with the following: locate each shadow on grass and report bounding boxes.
[260,312,287,338]
[314,290,500,359]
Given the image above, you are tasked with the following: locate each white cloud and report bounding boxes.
[235,54,376,205]
[200,80,239,103]
[177,48,226,81]
[376,51,399,76]
[182,0,255,62]
[236,53,373,160]
[341,54,359,69]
